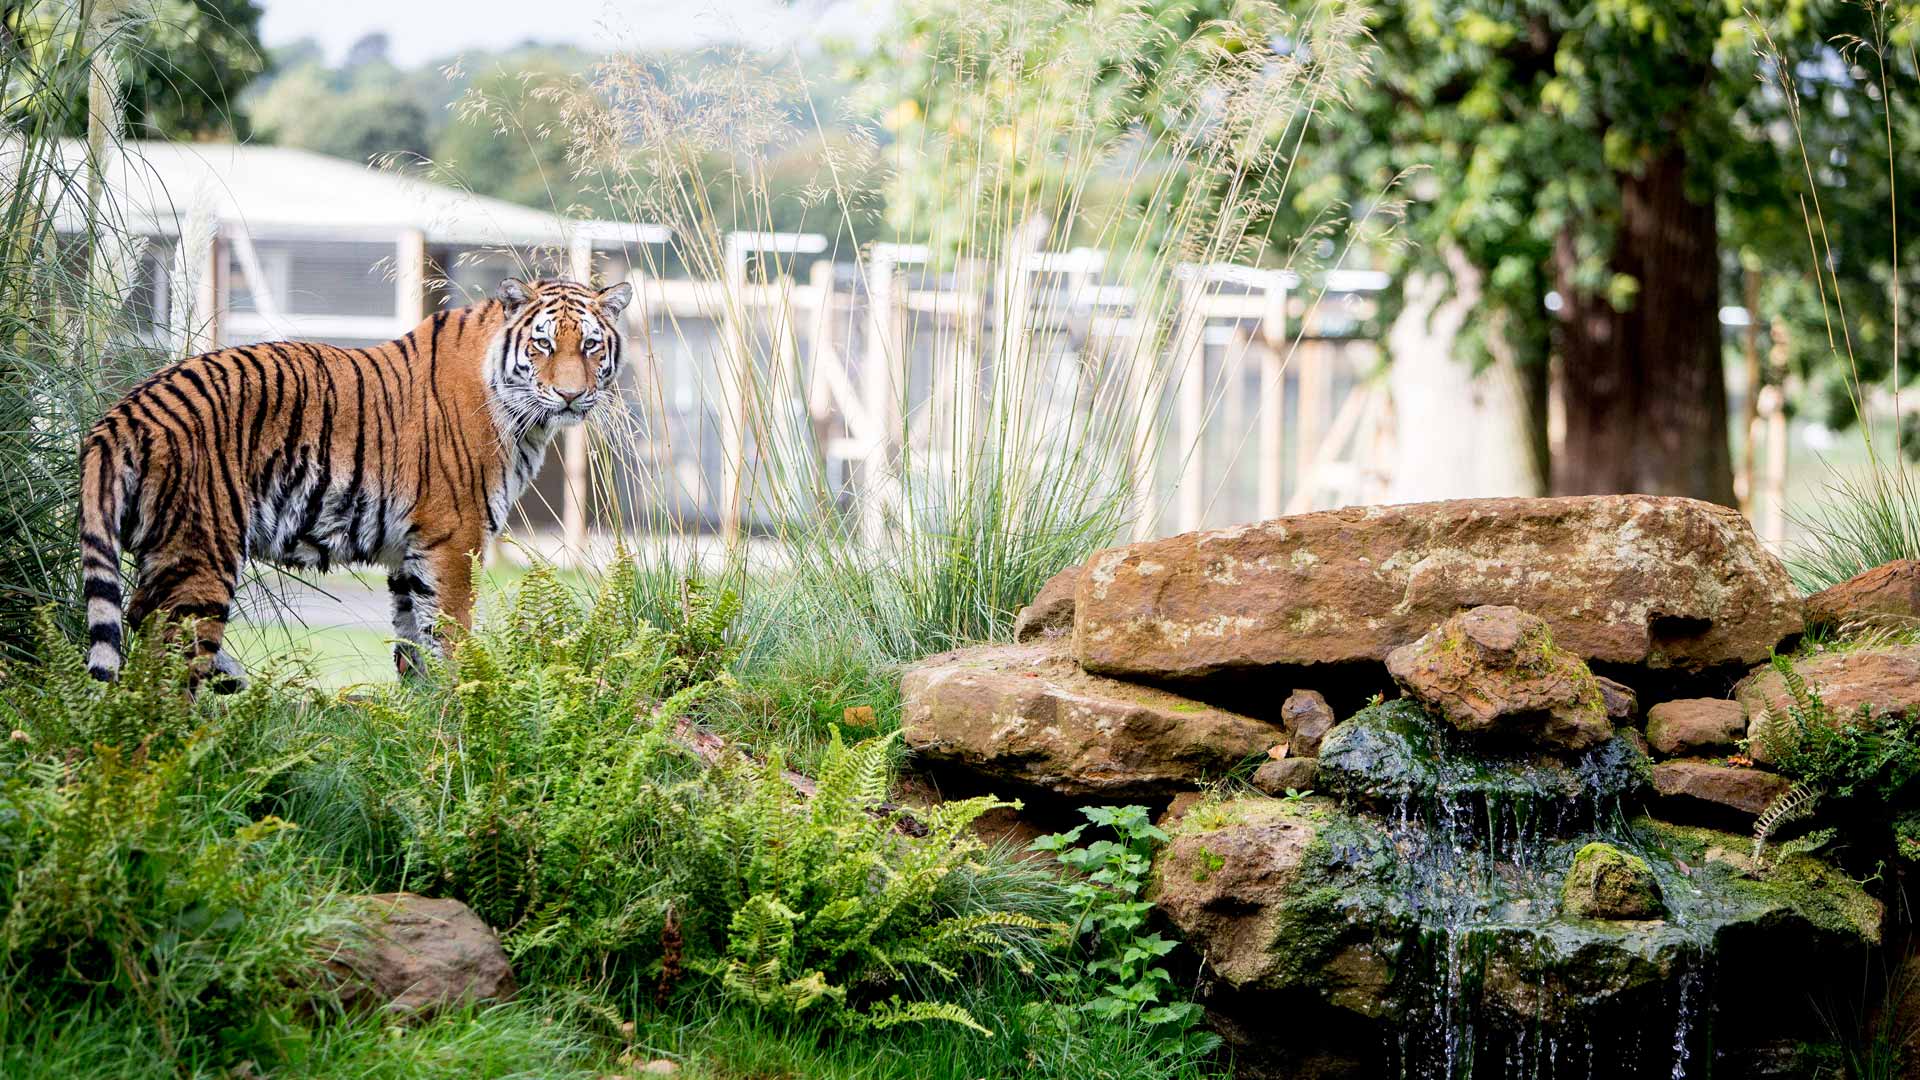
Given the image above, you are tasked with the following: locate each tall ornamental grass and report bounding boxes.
[466,0,1382,666]
[0,1,166,658]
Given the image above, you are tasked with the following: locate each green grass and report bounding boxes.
[627,966,1225,1080]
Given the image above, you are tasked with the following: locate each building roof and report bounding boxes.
[29,139,667,249]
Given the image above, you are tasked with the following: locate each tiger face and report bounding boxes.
[491,277,634,431]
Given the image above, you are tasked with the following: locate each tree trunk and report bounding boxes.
[1551,145,1735,505]
[1386,246,1545,501]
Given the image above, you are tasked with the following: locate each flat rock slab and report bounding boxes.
[1651,759,1790,818]
[1738,646,1920,765]
[1804,560,1920,631]
[1073,495,1802,682]
[901,642,1279,798]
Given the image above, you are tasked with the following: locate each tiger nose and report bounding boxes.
[556,387,586,406]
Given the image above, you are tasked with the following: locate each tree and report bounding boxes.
[1280,0,1920,503]
[3,0,268,139]
[860,0,1920,503]
[248,60,433,165]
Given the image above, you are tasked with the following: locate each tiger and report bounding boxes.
[77,276,633,687]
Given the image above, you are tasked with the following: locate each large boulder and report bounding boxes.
[1072,496,1801,682]
[900,642,1278,798]
[1738,646,1920,765]
[1804,560,1920,631]
[327,894,516,1016]
[1385,605,1612,751]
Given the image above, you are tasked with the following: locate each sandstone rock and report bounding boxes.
[1013,564,1081,641]
[1645,698,1745,758]
[1804,559,1920,631]
[1150,797,1364,995]
[1252,756,1319,795]
[1595,675,1638,720]
[1282,689,1337,757]
[329,894,515,1016]
[1073,496,1801,681]
[1562,842,1664,920]
[1738,646,1920,765]
[1651,759,1790,818]
[900,642,1279,798]
[1384,605,1612,751]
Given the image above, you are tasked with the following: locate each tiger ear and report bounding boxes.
[498,278,534,313]
[596,281,633,320]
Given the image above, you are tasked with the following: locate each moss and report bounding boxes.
[1317,698,1648,816]
[1561,842,1664,920]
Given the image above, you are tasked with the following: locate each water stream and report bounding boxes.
[1316,700,1718,1079]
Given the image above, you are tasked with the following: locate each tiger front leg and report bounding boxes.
[388,536,481,678]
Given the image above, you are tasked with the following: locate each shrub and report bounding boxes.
[1753,653,1920,862]
[672,729,1056,1032]
[299,560,1062,1034]
[0,616,346,1067]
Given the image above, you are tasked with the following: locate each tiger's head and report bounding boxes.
[490,277,634,432]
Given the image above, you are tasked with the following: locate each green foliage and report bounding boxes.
[679,728,1054,1032]
[1788,464,1920,592]
[298,561,1057,1036]
[1758,652,1920,804]
[0,617,345,1067]
[0,13,167,660]
[354,561,715,968]
[1031,806,1218,1059]
[6,1,267,140]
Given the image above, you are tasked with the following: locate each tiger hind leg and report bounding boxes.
[127,552,246,693]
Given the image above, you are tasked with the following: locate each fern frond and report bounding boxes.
[860,996,992,1036]
[1753,780,1826,865]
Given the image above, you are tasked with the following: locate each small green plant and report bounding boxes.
[1031,806,1218,1057]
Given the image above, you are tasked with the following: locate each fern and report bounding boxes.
[1753,780,1827,865]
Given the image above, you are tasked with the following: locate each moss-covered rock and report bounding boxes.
[1314,698,1649,825]
[1150,798,1883,1052]
[1385,605,1613,751]
[1561,842,1664,920]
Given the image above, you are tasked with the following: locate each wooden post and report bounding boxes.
[1760,321,1792,548]
[1293,340,1328,507]
[1736,269,1761,512]
[395,228,427,326]
[561,233,593,559]
[861,249,905,544]
[805,259,838,484]
[718,236,752,543]
[197,227,224,353]
[1172,271,1208,533]
[1257,279,1288,520]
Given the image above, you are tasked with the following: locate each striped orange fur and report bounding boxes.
[78,276,633,686]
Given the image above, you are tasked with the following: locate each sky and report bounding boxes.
[257,0,884,66]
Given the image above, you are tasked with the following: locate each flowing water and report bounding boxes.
[1316,701,1718,1079]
